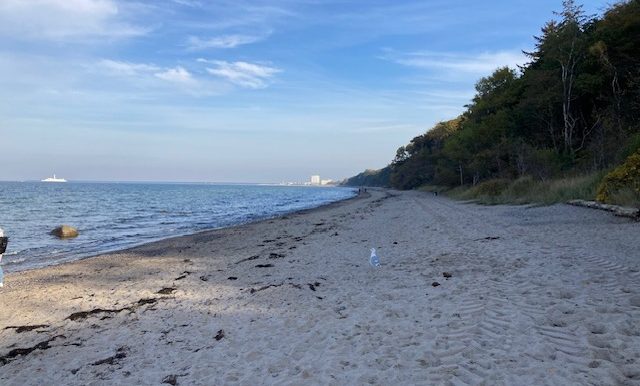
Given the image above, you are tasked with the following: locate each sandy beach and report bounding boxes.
[1,189,639,385]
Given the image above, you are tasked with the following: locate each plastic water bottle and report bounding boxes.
[370,248,380,267]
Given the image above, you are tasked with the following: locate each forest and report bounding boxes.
[344,0,640,206]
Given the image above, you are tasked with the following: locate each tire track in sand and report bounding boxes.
[409,194,519,385]
[580,254,640,385]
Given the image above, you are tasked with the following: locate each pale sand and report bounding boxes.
[1,189,640,385]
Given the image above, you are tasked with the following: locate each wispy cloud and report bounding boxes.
[0,0,147,40]
[387,50,527,75]
[173,4,295,31]
[154,66,195,84]
[171,0,202,7]
[186,33,267,50]
[98,59,160,76]
[201,60,281,89]
[98,60,200,89]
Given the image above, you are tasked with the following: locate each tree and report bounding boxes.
[552,1,595,154]
[345,1,640,192]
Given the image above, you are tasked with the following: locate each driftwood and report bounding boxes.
[567,200,639,220]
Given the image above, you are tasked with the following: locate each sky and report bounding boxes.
[0,0,606,183]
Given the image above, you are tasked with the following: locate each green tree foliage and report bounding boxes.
[341,166,392,187]
[390,118,462,189]
[346,0,640,191]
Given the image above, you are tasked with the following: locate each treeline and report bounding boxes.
[344,0,640,192]
[342,167,392,187]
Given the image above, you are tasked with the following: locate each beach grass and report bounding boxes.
[440,171,615,206]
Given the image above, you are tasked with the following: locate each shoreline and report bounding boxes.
[104,188,368,268]
[1,189,639,385]
[4,188,360,274]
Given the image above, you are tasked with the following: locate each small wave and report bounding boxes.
[109,225,138,230]
[117,214,154,223]
[4,257,27,264]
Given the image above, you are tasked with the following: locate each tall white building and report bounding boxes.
[310,175,321,185]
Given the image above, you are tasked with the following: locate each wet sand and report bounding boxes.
[1,189,639,385]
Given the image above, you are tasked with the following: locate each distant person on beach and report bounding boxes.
[0,228,5,287]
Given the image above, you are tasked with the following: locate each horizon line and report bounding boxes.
[0,179,346,185]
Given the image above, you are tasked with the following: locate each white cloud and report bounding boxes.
[0,0,146,40]
[186,34,265,50]
[203,60,281,89]
[99,59,160,75]
[98,60,199,88]
[154,67,195,84]
[172,0,202,7]
[388,50,527,75]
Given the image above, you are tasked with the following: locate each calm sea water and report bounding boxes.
[0,182,356,272]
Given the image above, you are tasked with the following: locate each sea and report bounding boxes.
[0,182,356,272]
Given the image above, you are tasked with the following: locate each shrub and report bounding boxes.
[446,172,605,205]
[539,173,604,204]
[597,150,640,203]
[504,176,536,198]
[468,179,510,197]
[526,149,567,181]
[622,132,640,159]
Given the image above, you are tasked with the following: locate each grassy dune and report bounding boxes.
[421,171,638,206]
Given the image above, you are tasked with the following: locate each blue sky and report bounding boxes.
[0,0,605,183]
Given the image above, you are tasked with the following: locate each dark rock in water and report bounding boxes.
[51,225,79,239]
[432,282,440,287]
[214,329,225,341]
[443,272,452,279]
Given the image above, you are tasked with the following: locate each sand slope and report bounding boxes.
[1,189,639,385]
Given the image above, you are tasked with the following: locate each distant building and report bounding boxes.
[310,175,321,185]
[321,179,334,185]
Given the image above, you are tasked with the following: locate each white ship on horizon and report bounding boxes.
[41,174,67,183]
